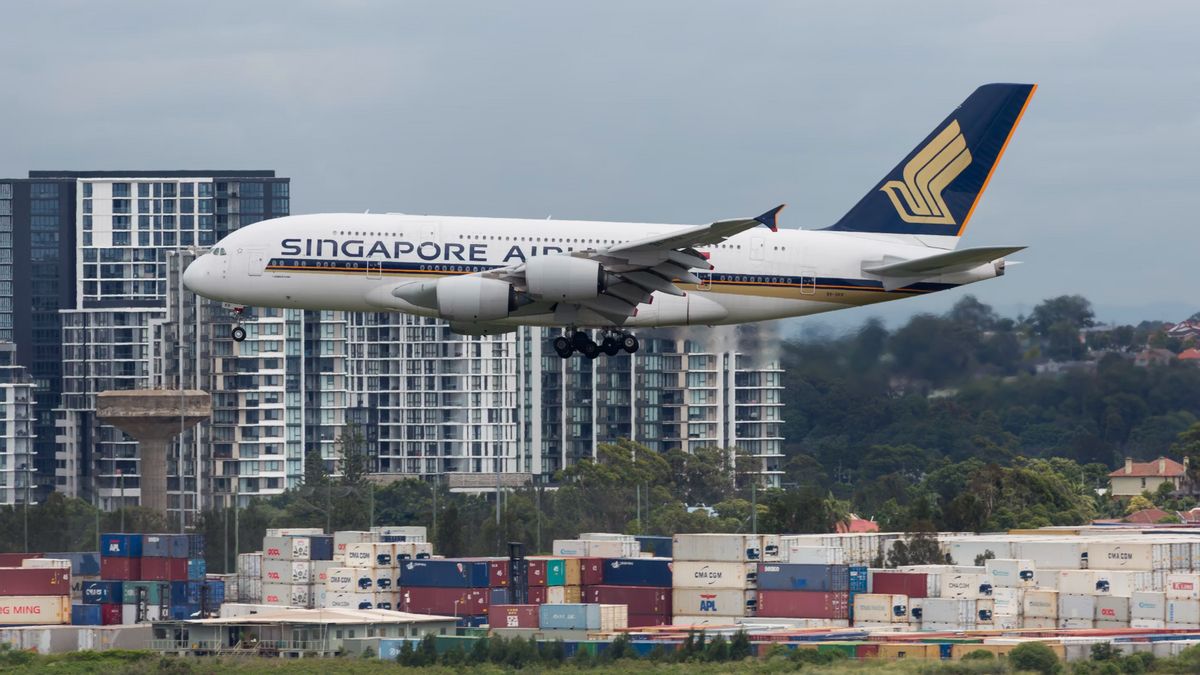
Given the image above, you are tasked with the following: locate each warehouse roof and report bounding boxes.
[1109,457,1186,478]
[183,608,455,625]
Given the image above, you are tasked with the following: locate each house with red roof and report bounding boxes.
[1178,347,1200,363]
[1108,457,1189,498]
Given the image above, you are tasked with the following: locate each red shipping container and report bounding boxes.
[140,557,188,582]
[527,559,547,587]
[101,603,123,625]
[583,585,671,615]
[100,557,140,581]
[757,590,849,619]
[0,553,42,567]
[400,587,488,616]
[490,604,539,628]
[628,613,672,628]
[856,644,880,658]
[488,560,509,588]
[527,586,547,605]
[871,572,929,598]
[0,567,70,596]
[579,558,603,586]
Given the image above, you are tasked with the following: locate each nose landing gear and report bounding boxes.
[551,329,638,359]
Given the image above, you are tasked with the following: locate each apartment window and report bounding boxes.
[272,198,289,212]
[112,199,131,214]
[138,199,150,212]
[162,183,176,197]
[113,232,130,246]
[83,216,92,231]
[112,216,131,230]
[30,183,58,198]
[198,183,213,198]
[112,183,130,197]
[82,200,93,214]
[138,183,150,197]
[180,182,194,197]
[179,199,193,213]
[82,183,93,198]
[272,182,289,197]
[239,182,264,197]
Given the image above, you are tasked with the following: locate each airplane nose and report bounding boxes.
[182,256,210,296]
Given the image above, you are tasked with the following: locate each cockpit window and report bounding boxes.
[211,247,226,255]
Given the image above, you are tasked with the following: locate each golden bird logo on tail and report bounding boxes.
[880,120,972,225]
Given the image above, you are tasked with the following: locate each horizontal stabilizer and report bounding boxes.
[863,245,1024,290]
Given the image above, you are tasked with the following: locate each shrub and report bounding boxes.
[1010,641,1062,675]
[962,649,996,661]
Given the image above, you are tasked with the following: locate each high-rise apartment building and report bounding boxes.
[0,342,35,506]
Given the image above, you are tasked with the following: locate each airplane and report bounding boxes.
[184,83,1036,359]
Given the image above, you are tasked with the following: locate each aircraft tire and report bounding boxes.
[232,326,247,342]
[580,340,600,359]
[621,334,639,353]
[552,336,574,358]
[602,337,621,356]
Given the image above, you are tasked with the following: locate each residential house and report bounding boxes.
[1108,457,1189,498]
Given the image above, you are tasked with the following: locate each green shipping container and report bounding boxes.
[816,643,860,659]
[122,581,168,605]
[545,559,566,586]
[434,635,480,655]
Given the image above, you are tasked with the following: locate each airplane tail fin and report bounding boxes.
[823,83,1036,248]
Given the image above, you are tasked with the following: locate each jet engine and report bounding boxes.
[525,255,606,301]
[394,275,517,322]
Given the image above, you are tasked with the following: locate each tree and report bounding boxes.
[303,448,327,486]
[1030,295,1095,336]
[335,422,370,484]
[1008,641,1062,674]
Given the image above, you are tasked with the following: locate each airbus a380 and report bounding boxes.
[184,83,1035,359]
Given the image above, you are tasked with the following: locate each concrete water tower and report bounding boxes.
[95,390,211,514]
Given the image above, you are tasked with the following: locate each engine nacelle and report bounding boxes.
[434,275,516,322]
[525,255,604,301]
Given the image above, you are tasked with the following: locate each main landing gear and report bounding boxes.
[231,306,247,342]
[552,330,639,359]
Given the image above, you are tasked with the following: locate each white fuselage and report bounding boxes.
[183,213,999,328]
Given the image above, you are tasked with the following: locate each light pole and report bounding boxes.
[19,463,28,553]
[117,467,125,534]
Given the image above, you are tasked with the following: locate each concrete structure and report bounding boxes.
[1108,456,1189,498]
[150,608,455,657]
[0,342,35,506]
[94,390,211,514]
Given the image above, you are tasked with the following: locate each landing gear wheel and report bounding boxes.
[552,336,574,359]
[570,330,592,350]
[601,337,621,356]
[621,334,639,353]
[580,340,600,359]
[231,326,247,342]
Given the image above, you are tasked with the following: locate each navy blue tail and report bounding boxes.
[824,83,1035,240]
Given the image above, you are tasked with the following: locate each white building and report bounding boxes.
[0,342,35,506]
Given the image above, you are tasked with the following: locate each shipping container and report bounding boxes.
[562,558,581,587]
[139,557,188,582]
[868,571,931,598]
[1058,593,1095,621]
[187,559,206,581]
[168,581,203,606]
[20,558,70,570]
[371,525,428,542]
[333,531,374,559]
[263,559,312,585]
[121,581,168,606]
[325,567,357,593]
[848,566,869,593]
[784,546,844,565]
[169,604,201,620]
[672,562,756,590]
[528,558,566,586]
[347,567,393,592]
[527,586,546,605]
[489,588,509,605]
[1095,595,1130,623]
[992,587,1024,616]
[635,536,673,558]
[757,590,849,619]
[757,563,847,592]
[236,552,263,578]
[539,603,626,631]
[601,558,672,587]
[99,534,142,558]
[399,559,489,588]
[265,528,324,538]
[985,559,1036,588]
[0,596,70,625]
[202,580,226,607]
[1023,590,1059,618]
[1168,598,1200,624]
[0,567,69,596]
[400,587,487,616]
[100,603,122,625]
[262,583,310,607]
[916,598,976,624]
[628,613,671,627]
[1167,573,1200,600]
[940,573,989,599]
[583,586,671,615]
[579,558,603,586]
[1012,540,1085,570]
[324,592,392,610]
[490,604,538,628]
[141,534,190,559]
[1132,591,1166,620]
[345,543,395,568]
[43,552,101,577]
[1056,570,1095,595]
[671,589,755,617]
[851,594,907,623]
[672,534,763,562]
[0,553,41,567]
[99,557,140,581]
[82,581,123,605]
[488,560,509,587]
[1087,542,1162,571]
[71,603,103,626]
[187,534,205,559]
[395,542,432,560]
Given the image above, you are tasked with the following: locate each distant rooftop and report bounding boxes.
[26,170,277,179]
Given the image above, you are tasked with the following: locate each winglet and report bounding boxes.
[754,204,786,232]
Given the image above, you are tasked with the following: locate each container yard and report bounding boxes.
[11,525,1200,665]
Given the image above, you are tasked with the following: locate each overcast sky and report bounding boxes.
[2,1,1196,332]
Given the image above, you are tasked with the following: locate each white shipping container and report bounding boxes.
[1132,592,1166,620]
[323,592,376,610]
[1023,617,1058,629]
[985,559,1036,588]
[918,598,975,625]
[325,567,358,593]
[263,535,311,561]
[1023,590,1058,619]
[1060,618,1095,629]
[1087,542,1161,571]
[946,540,1012,566]
[1171,543,1191,571]
[1167,599,1200,624]
[578,532,635,541]
[265,528,324,538]
[551,539,587,557]
[545,586,566,604]
[333,531,373,559]
[21,558,71,570]
[236,553,262,578]
[237,576,263,603]
[671,589,756,617]
[1096,619,1130,629]
[1131,619,1166,629]
[0,596,70,625]
[995,616,1021,630]
[1058,593,1095,621]
[1167,623,1200,630]
[1167,573,1200,600]
[311,560,335,586]
[1012,540,1085,570]
[1095,596,1130,623]
[262,560,311,585]
[395,542,433,559]
[785,546,845,565]
[262,583,311,607]
[673,561,757,590]
[673,534,765,562]
[351,567,395,592]
[940,573,987,599]
[1055,570,1094,595]
[760,534,782,562]
[371,525,428,541]
[852,594,907,624]
[553,539,638,558]
[992,587,1024,616]
[977,598,995,623]
[345,543,396,568]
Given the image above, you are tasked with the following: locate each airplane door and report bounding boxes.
[750,237,765,261]
[799,266,816,295]
[247,249,266,276]
[367,259,382,279]
[696,271,712,291]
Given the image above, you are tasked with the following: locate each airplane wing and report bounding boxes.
[482,205,785,324]
[862,245,1025,291]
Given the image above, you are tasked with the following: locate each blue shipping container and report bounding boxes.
[170,603,200,620]
[489,588,510,605]
[187,558,206,581]
[455,615,488,628]
[82,580,123,605]
[202,580,226,605]
[600,558,672,587]
[398,559,489,588]
[100,533,142,558]
[634,536,673,558]
[44,552,101,577]
[187,534,205,558]
[308,535,335,561]
[141,534,189,558]
[849,566,869,593]
[169,581,202,606]
[539,603,601,630]
[378,638,420,660]
[757,563,849,592]
[71,604,103,625]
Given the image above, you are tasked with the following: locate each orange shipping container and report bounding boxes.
[0,596,71,625]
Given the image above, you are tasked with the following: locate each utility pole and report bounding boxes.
[118,468,125,534]
[751,481,758,536]
[21,464,28,553]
